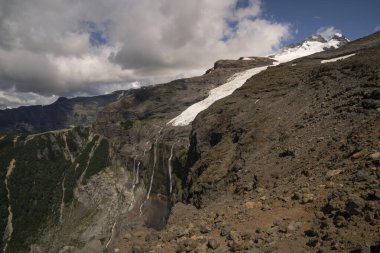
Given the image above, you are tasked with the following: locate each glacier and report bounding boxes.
[168,33,347,127]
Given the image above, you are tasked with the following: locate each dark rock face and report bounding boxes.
[212,57,275,70]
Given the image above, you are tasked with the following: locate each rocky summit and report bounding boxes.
[0,32,380,253]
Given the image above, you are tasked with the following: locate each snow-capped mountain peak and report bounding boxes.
[269,33,349,63]
[308,34,327,43]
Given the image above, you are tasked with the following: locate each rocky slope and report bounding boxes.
[0,32,379,253]
[112,33,380,252]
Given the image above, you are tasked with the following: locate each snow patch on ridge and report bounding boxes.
[270,38,341,63]
[321,53,356,64]
[167,66,269,126]
[168,33,348,127]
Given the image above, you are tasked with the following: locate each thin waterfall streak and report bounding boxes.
[136,162,140,185]
[131,156,139,207]
[3,159,16,253]
[105,221,117,249]
[168,143,175,194]
[139,202,144,217]
[146,135,159,201]
[140,128,162,216]
[59,173,67,224]
[133,156,136,182]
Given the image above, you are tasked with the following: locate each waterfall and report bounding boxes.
[132,156,137,188]
[105,221,117,249]
[62,133,74,162]
[136,161,140,185]
[12,136,19,148]
[129,156,138,209]
[69,137,100,218]
[146,133,160,201]
[168,143,175,194]
[139,128,162,216]
[59,173,67,224]
[76,137,101,186]
[3,159,16,253]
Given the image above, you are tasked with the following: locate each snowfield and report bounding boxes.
[167,66,269,126]
[168,33,347,126]
[321,53,356,63]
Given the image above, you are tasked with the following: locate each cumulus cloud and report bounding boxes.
[374,26,380,32]
[0,0,291,108]
[316,26,342,40]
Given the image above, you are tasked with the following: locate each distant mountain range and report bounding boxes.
[0,91,125,133]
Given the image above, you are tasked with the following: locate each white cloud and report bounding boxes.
[0,88,58,109]
[316,26,342,40]
[374,26,380,32]
[0,0,291,108]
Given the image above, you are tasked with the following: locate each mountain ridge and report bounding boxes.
[0,33,349,134]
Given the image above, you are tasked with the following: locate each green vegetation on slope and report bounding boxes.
[63,136,99,204]
[0,127,110,253]
[83,138,109,183]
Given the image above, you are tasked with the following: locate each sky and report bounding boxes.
[0,0,379,109]
[262,0,380,43]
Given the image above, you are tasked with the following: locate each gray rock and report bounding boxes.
[306,239,319,247]
[286,222,297,232]
[58,246,77,253]
[353,171,371,182]
[291,192,302,200]
[200,225,211,234]
[178,239,197,252]
[333,215,347,227]
[228,241,244,252]
[346,195,366,216]
[228,230,240,242]
[220,225,232,237]
[301,193,314,204]
[266,241,278,252]
[266,226,277,235]
[207,239,219,250]
[304,229,319,237]
[131,244,145,253]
